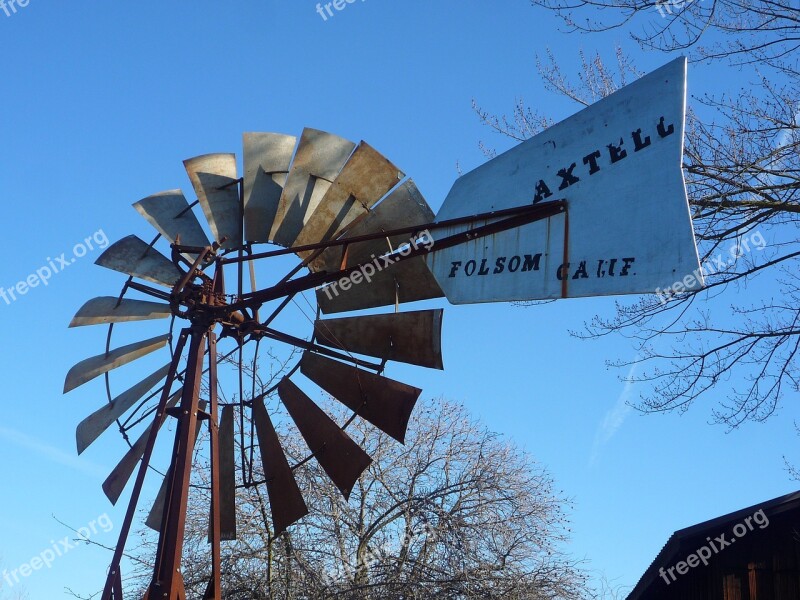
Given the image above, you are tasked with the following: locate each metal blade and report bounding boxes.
[269,128,356,247]
[184,154,242,249]
[145,401,206,531]
[293,141,404,250]
[76,364,173,454]
[64,334,170,394]
[315,310,444,369]
[278,378,372,500]
[95,235,182,288]
[312,180,444,313]
[252,397,308,535]
[300,352,420,444]
[243,133,297,243]
[219,404,237,540]
[69,297,171,328]
[132,190,211,254]
[102,391,181,505]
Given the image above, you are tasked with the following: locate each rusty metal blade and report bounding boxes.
[315,310,444,370]
[76,364,173,454]
[102,391,181,505]
[278,378,372,500]
[252,397,308,535]
[312,180,444,313]
[145,401,206,531]
[269,128,356,247]
[69,297,171,328]
[243,133,297,243]
[184,153,242,248]
[64,334,170,394]
[293,141,404,250]
[95,235,182,288]
[300,352,420,444]
[219,404,237,540]
[133,190,211,253]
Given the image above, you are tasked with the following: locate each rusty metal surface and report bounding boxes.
[218,404,237,541]
[278,378,372,500]
[243,132,296,243]
[312,179,444,313]
[102,391,181,505]
[300,351,421,444]
[184,153,242,248]
[76,364,173,454]
[64,334,170,393]
[315,310,444,370]
[133,189,211,253]
[96,235,183,288]
[69,297,171,327]
[252,396,308,535]
[270,128,356,247]
[145,400,206,532]
[293,141,404,251]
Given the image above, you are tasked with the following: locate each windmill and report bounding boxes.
[64,58,700,600]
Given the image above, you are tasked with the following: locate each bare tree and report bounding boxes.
[127,397,590,599]
[474,9,799,428]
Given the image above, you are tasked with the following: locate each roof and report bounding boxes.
[626,488,800,599]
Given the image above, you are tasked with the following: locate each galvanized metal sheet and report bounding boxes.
[243,132,297,243]
[427,57,702,303]
[252,396,308,535]
[64,334,170,393]
[145,400,206,531]
[314,310,444,370]
[96,235,183,288]
[184,153,242,248]
[102,391,181,505]
[300,351,421,444]
[132,189,211,253]
[69,297,171,327]
[270,128,356,247]
[293,141,404,250]
[218,404,237,540]
[278,378,372,500]
[75,364,173,454]
[313,180,444,313]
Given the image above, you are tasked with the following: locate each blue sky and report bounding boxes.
[0,1,797,597]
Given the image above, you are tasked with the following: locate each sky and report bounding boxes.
[0,1,797,598]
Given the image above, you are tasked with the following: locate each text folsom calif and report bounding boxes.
[448,254,636,282]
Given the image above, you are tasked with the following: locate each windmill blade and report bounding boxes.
[132,190,211,255]
[269,128,356,247]
[252,396,308,535]
[312,180,444,314]
[293,141,404,251]
[314,310,444,370]
[69,297,171,328]
[76,364,173,454]
[184,154,242,249]
[278,378,372,500]
[102,391,181,505]
[95,235,182,288]
[218,404,237,540]
[300,352,420,444]
[243,133,297,243]
[64,334,170,393]
[145,401,207,532]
